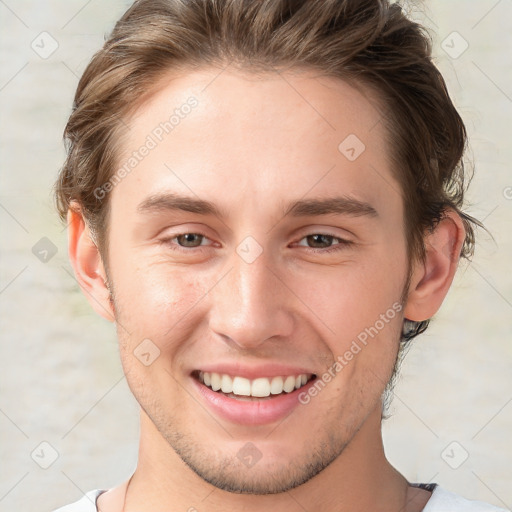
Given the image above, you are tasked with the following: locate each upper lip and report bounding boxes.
[192,363,317,380]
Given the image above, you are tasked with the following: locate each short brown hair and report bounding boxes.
[55,0,483,343]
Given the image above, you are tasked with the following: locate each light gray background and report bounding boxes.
[0,1,511,511]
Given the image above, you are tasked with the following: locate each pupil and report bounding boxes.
[309,234,331,248]
[179,233,201,247]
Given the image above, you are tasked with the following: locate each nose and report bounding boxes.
[208,248,294,350]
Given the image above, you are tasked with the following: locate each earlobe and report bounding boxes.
[403,209,466,322]
[67,204,115,322]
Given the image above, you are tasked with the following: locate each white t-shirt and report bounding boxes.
[51,483,510,511]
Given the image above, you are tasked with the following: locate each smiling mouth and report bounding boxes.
[191,370,317,400]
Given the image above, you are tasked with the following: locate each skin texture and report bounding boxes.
[68,67,465,512]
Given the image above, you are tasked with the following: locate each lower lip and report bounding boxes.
[191,375,317,426]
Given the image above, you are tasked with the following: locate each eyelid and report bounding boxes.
[159,231,214,250]
[294,224,356,240]
[292,233,354,253]
[294,233,351,245]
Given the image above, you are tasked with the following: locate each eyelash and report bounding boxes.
[159,232,353,254]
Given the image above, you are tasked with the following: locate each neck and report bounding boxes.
[120,403,412,512]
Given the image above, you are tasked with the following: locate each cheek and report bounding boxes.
[304,255,406,338]
[311,256,406,389]
[109,252,212,347]
[112,264,210,405]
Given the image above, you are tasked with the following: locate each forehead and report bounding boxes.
[112,66,402,223]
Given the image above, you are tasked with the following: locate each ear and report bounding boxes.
[67,204,115,322]
[403,209,466,322]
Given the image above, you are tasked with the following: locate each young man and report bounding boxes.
[53,1,508,511]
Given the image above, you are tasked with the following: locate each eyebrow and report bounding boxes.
[137,192,379,219]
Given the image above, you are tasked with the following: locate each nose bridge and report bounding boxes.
[208,245,293,348]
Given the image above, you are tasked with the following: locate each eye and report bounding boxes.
[160,232,213,251]
[296,233,353,253]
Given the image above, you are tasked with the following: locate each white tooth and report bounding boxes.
[221,374,233,393]
[232,376,251,396]
[210,372,221,391]
[283,375,296,393]
[251,378,271,397]
[204,372,309,396]
[270,376,284,394]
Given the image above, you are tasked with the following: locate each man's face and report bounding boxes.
[106,67,410,493]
